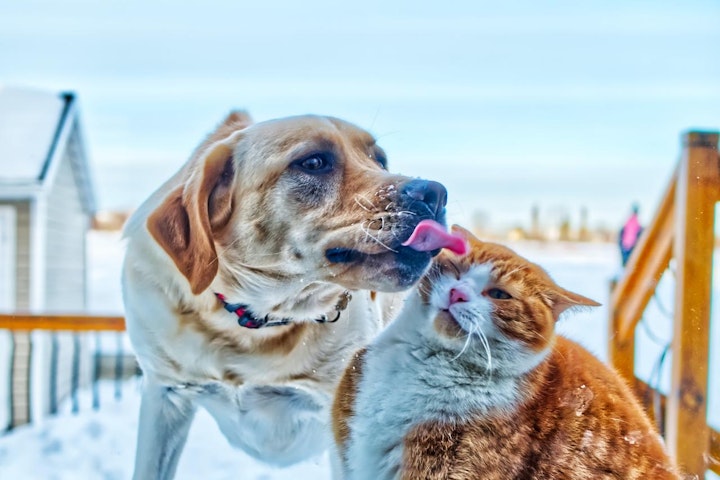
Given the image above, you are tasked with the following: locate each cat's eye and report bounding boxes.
[486,288,512,300]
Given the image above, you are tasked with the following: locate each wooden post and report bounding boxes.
[608,279,635,383]
[665,131,719,475]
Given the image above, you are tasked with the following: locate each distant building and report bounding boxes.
[0,87,96,429]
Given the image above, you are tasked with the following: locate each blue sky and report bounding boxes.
[1,0,719,230]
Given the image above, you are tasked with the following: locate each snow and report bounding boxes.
[0,86,65,182]
[0,232,718,479]
[0,381,330,480]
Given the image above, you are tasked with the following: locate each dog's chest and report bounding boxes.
[162,321,317,385]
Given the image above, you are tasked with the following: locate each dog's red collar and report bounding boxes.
[215,291,352,329]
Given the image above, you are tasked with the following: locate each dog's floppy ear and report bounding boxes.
[194,110,253,156]
[147,131,243,295]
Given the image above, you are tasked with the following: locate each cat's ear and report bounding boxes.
[451,224,480,243]
[550,289,601,321]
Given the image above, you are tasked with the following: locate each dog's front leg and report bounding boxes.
[132,382,197,480]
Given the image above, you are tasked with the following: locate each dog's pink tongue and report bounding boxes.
[402,220,468,255]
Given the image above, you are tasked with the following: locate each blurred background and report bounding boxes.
[0,1,718,479]
[2,0,719,233]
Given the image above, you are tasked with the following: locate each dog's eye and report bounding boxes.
[370,148,387,170]
[486,288,512,300]
[375,154,387,170]
[294,154,333,174]
[301,156,325,170]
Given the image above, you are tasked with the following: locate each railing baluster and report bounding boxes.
[49,332,58,415]
[0,317,141,437]
[26,332,32,425]
[71,333,80,414]
[92,332,100,410]
[114,332,123,400]
[5,332,15,433]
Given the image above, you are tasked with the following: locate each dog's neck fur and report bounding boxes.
[125,212,348,327]
[213,274,347,324]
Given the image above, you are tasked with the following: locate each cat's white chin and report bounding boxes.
[433,309,467,338]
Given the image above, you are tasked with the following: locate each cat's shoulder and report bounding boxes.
[550,335,639,401]
[553,336,618,375]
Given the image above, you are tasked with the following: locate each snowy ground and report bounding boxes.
[0,232,718,479]
[0,380,331,480]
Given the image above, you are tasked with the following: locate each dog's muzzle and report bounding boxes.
[325,179,449,265]
[398,179,447,221]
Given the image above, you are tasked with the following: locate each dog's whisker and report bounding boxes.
[359,222,398,254]
[354,197,373,213]
[360,220,372,244]
[217,233,250,253]
[369,107,381,131]
[388,223,404,243]
[373,130,401,141]
[355,194,378,211]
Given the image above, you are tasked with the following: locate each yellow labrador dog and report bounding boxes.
[122,112,453,479]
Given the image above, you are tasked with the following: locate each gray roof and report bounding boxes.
[0,86,96,213]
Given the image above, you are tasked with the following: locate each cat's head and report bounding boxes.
[417,225,600,372]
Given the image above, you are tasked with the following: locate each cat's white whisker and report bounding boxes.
[417,283,432,298]
[450,325,475,362]
[475,321,493,374]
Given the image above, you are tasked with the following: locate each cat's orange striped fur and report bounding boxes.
[332,225,680,479]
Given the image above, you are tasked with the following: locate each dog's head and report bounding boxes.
[147,113,448,300]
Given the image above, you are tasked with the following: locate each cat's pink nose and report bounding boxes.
[449,288,469,305]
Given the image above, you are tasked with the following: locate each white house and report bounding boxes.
[0,86,96,429]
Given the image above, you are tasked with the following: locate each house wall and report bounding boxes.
[0,203,17,430]
[0,201,31,428]
[37,126,92,417]
[13,201,31,310]
[45,127,88,311]
[0,205,16,311]
[1,124,93,429]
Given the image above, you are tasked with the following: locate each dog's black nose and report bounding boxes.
[400,179,447,218]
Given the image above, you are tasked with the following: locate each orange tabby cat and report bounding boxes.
[332,226,679,480]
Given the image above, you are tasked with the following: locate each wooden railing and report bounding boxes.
[0,314,125,332]
[609,130,720,477]
[0,313,134,432]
